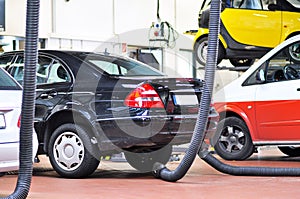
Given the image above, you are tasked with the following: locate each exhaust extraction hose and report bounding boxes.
[155,0,221,182]
[2,0,40,198]
[200,152,300,176]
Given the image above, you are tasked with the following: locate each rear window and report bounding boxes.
[80,53,165,77]
[0,68,21,90]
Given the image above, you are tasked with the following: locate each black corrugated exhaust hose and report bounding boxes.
[2,0,40,198]
[200,151,300,176]
[154,0,221,182]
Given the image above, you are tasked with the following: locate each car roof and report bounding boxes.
[2,49,128,59]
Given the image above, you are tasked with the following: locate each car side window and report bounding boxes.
[36,57,71,84]
[6,56,25,84]
[46,61,71,83]
[240,0,262,9]
[232,0,277,10]
[244,41,300,86]
[262,0,277,10]
[0,55,14,68]
[6,54,71,85]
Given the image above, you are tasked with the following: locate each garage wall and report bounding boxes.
[53,0,114,40]
[4,0,51,38]
[1,0,205,78]
[3,0,201,43]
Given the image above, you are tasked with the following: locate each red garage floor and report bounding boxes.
[1,147,300,199]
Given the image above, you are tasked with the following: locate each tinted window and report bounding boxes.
[84,54,164,76]
[0,55,14,68]
[0,68,21,90]
[6,54,71,85]
[232,0,278,10]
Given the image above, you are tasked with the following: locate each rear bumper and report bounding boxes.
[97,108,219,151]
[0,142,19,172]
[0,130,38,173]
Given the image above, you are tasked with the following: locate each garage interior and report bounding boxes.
[1,0,300,198]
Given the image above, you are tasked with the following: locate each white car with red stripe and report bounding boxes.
[213,34,300,160]
[0,68,38,175]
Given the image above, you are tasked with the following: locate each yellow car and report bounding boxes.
[194,0,300,67]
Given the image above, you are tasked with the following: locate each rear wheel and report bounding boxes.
[48,123,100,178]
[124,145,172,173]
[213,117,254,160]
[278,146,300,157]
[194,37,224,66]
[229,58,255,67]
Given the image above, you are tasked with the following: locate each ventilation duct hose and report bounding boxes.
[200,151,300,176]
[154,0,221,182]
[2,0,40,198]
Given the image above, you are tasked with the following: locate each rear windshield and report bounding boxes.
[79,53,165,77]
[0,68,22,90]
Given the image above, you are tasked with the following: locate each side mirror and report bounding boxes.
[268,4,280,11]
[256,69,265,83]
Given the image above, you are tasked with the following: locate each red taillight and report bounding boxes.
[124,83,164,108]
[17,115,21,128]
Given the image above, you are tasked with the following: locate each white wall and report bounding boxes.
[1,0,206,78]
[53,0,114,40]
[4,0,51,38]
[3,0,201,42]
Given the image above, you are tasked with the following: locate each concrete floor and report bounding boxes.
[0,147,300,199]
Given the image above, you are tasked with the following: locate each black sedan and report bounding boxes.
[1,50,218,178]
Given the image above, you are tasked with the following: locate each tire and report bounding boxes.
[213,117,254,160]
[194,37,224,66]
[124,145,172,173]
[48,123,100,178]
[286,43,300,64]
[229,58,255,67]
[278,146,300,157]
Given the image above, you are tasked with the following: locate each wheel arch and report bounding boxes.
[193,28,227,50]
[285,32,300,40]
[43,109,97,154]
[218,109,256,141]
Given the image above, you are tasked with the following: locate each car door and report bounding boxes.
[254,42,300,140]
[255,80,300,140]
[34,56,72,122]
[222,0,282,48]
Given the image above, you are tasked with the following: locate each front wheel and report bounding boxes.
[213,117,254,160]
[48,123,100,178]
[278,146,300,157]
[124,145,172,173]
[194,37,224,66]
